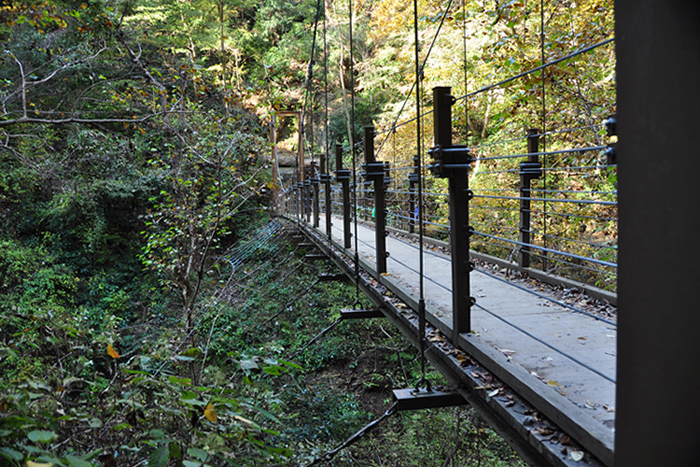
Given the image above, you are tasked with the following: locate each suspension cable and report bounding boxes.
[413,0,429,392]
[374,0,453,159]
[323,0,331,242]
[463,0,469,145]
[540,0,549,272]
[452,37,615,103]
[349,0,361,306]
[302,0,325,160]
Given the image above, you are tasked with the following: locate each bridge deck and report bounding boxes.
[307,214,616,464]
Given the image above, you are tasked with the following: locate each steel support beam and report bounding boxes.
[361,126,389,274]
[311,160,320,228]
[320,153,333,237]
[340,308,385,319]
[304,179,311,223]
[518,129,542,269]
[616,2,700,465]
[408,155,419,234]
[335,143,352,249]
[428,86,473,338]
[392,388,466,411]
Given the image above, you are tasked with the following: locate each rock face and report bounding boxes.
[277,153,297,167]
[273,152,318,169]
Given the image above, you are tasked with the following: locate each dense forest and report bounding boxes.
[0,0,614,465]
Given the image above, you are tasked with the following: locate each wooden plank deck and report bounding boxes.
[308,214,617,465]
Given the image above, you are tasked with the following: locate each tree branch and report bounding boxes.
[0,113,166,127]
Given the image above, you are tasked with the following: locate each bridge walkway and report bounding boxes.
[301,213,616,465]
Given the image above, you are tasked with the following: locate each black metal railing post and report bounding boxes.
[335,143,352,249]
[311,160,320,228]
[320,153,333,237]
[304,178,311,223]
[298,181,304,221]
[518,129,543,268]
[428,86,473,338]
[361,126,390,274]
[408,154,419,234]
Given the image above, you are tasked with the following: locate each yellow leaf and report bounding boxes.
[204,403,217,422]
[107,344,120,359]
[546,380,560,387]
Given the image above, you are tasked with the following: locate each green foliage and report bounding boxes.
[138,104,270,328]
[0,349,296,466]
[0,1,591,465]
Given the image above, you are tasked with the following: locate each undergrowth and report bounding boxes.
[1,219,525,467]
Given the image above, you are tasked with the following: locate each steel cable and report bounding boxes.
[302,402,399,466]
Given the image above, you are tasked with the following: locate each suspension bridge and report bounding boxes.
[261,1,700,466]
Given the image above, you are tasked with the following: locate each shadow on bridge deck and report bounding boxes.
[294,213,616,467]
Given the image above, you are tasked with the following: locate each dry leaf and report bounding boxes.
[27,461,53,467]
[235,415,256,426]
[204,403,217,422]
[603,404,615,412]
[547,380,561,387]
[570,451,584,462]
[107,344,120,359]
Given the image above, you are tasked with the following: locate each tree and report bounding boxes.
[139,103,271,331]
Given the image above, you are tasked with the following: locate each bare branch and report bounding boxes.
[12,54,27,119]
[0,112,166,127]
[115,33,168,114]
